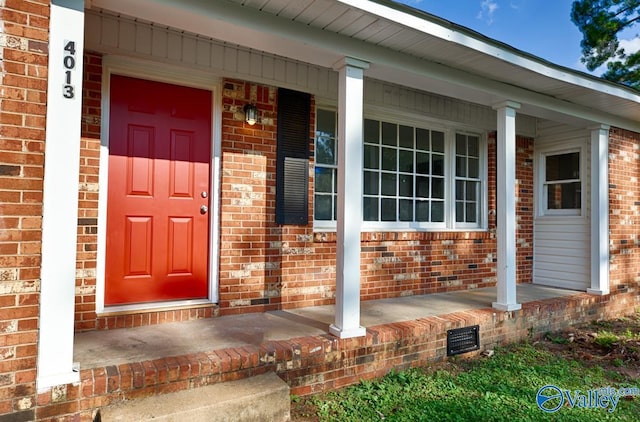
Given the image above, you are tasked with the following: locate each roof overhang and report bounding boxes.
[87,0,640,132]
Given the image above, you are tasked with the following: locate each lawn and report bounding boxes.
[291,312,640,421]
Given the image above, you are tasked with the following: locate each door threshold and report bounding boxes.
[98,299,216,317]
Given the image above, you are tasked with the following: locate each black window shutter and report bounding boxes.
[276,88,310,225]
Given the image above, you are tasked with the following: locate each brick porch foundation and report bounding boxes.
[32,287,639,421]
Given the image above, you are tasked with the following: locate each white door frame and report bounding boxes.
[95,56,222,314]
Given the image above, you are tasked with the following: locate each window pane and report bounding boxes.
[399,199,413,221]
[355,119,485,226]
[381,173,397,196]
[456,156,466,177]
[468,136,479,157]
[381,148,397,171]
[399,174,412,197]
[466,202,478,223]
[547,182,581,209]
[432,154,444,176]
[315,167,334,193]
[431,201,444,222]
[364,171,379,195]
[456,180,465,200]
[416,176,430,198]
[363,197,378,221]
[456,201,464,223]
[432,131,445,153]
[432,177,444,199]
[468,158,479,178]
[316,135,335,165]
[364,145,379,169]
[399,125,413,148]
[416,128,430,151]
[399,150,414,173]
[467,181,478,201]
[456,133,466,155]
[382,122,397,146]
[453,133,482,226]
[546,152,579,181]
[416,152,430,174]
[315,195,332,220]
[316,109,336,138]
[381,198,396,221]
[416,201,429,221]
[364,119,379,143]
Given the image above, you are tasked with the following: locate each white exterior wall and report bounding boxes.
[533,120,591,290]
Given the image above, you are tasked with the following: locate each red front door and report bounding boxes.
[105,75,212,305]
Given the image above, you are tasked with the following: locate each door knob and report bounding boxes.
[200,205,208,214]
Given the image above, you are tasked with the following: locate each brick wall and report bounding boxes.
[75,52,102,331]
[217,94,534,313]
[72,70,536,326]
[217,84,537,313]
[608,127,640,291]
[283,289,639,396]
[515,136,534,284]
[0,0,50,419]
[218,79,331,314]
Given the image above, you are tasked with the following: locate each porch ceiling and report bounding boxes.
[87,0,640,131]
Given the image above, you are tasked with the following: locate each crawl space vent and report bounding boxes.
[447,325,480,356]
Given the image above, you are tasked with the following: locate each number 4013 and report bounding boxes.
[63,40,76,99]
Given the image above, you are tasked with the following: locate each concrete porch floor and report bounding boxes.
[74,284,578,370]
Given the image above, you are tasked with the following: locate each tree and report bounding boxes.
[571,0,640,90]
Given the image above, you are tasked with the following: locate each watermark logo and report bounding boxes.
[536,384,639,413]
[537,385,564,412]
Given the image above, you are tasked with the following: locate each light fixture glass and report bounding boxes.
[243,104,258,125]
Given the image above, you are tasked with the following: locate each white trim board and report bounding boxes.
[37,0,85,392]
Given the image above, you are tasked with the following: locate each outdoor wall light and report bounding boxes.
[243,103,259,125]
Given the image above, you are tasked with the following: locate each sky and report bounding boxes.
[393,0,639,76]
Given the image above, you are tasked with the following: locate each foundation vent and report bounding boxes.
[447,325,480,356]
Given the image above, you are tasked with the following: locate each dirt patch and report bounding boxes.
[537,312,640,379]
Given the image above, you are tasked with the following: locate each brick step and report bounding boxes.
[95,372,290,422]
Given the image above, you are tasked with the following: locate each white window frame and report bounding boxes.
[452,131,486,230]
[313,106,339,230]
[537,146,585,217]
[313,107,488,232]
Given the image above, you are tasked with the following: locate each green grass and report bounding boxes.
[544,331,569,344]
[301,343,640,422]
[594,330,619,349]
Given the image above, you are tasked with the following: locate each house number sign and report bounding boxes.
[62,40,77,99]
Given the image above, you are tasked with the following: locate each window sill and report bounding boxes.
[312,229,494,243]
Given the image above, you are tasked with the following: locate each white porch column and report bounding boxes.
[492,101,522,311]
[588,125,610,295]
[37,0,85,391]
[330,57,368,339]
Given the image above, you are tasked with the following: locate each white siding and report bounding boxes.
[364,79,537,134]
[84,11,537,135]
[84,10,339,99]
[533,120,591,290]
